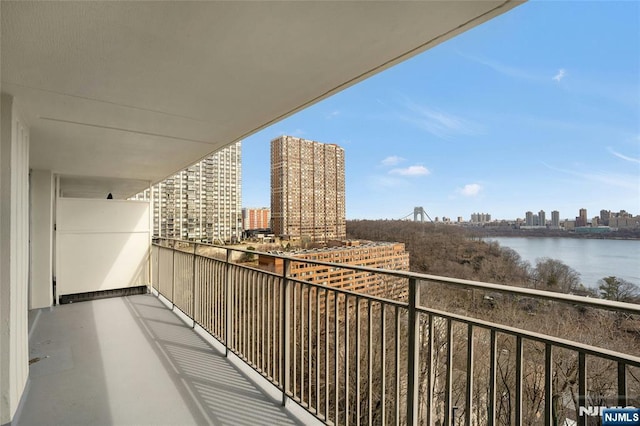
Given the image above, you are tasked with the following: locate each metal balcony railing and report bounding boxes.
[151,238,640,426]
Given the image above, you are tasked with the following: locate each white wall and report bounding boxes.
[0,94,30,425]
[30,169,54,309]
[56,198,150,298]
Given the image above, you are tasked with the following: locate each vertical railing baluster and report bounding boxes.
[335,292,340,426]
[395,305,400,426]
[515,336,523,426]
[225,248,232,356]
[281,258,291,406]
[243,268,248,358]
[345,294,350,426]
[248,270,252,363]
[356,296,362,424]
[406,278,420,426]
[315,286,320,414]
[244,268,248,358]
[308,285,312,409]
[466,324,474,426]
[544,343,553,426]
[171,240,176,309]
[444,319,453,426]
[272,276,277,382]
[324,288,329,421]
[192,243,197,327]
[381,303,387,426]
[239,266,243,353]
[298,284,306,403]
[426,313,434,425]
[261,274,266,374]
[578,352,586,426]
[489,330,497,426]
[210,259,214,334]
[367,299,373,426]
[213,260,218,335]
[293,282,298,398]
[252,270,257,365]
[618,361,627,407]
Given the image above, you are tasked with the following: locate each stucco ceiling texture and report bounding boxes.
[1,1,522,197]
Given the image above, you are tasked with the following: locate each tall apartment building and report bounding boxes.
[538,210,546,227]
[551,210,560,228]
[525,211,534,226]
[258,240,410,298]
[133,142,242,243]
[242,207,271,230]
[271,136,346,242]
[576,208,588,227]
[470,212,491,223]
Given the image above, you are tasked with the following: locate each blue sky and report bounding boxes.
[242,1,640,221]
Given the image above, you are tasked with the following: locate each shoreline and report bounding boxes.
[474,228,640,241]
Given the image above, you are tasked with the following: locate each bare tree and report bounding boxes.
[532,258,581,293]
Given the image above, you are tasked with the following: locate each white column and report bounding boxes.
[30,169,54,309]
[0,93,31,425]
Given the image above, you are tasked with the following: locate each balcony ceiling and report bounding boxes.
[1,1,522,198]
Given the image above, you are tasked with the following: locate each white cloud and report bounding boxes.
[325,110,340,119]
[553,68,566,82]
[381,155,405,166]
[459,183,483,197]
[542,162,638,191]
[609,147,640,164]
[399,100,480,139]
[368,176,407,189]
[389,165,430,176]
[457,52,539,80]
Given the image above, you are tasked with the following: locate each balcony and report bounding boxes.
[2,2,623,424]
[26,239,640,425]
[152,241,640,425]
[23,294,308,425]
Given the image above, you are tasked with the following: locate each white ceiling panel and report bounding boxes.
[1,1,523,196]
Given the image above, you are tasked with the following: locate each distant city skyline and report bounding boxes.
[241,1,639,220]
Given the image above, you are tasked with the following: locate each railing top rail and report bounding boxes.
[153,239,640,315]
[420,306,640,367]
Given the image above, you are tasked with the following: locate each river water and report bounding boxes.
[487,237,640,288]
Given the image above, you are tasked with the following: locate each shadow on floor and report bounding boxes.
[125,294,301,425]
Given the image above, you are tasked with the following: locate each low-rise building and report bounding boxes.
[258,240,410,298]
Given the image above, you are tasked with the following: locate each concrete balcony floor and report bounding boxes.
[21,294,304,426]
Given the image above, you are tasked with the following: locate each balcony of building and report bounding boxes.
[21,292,309,426]
[19,241,640,425]
[10,1,625,425]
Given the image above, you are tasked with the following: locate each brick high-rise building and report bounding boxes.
[576,208,588,227]
[242,207,271,230]
[271,136,346,242]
